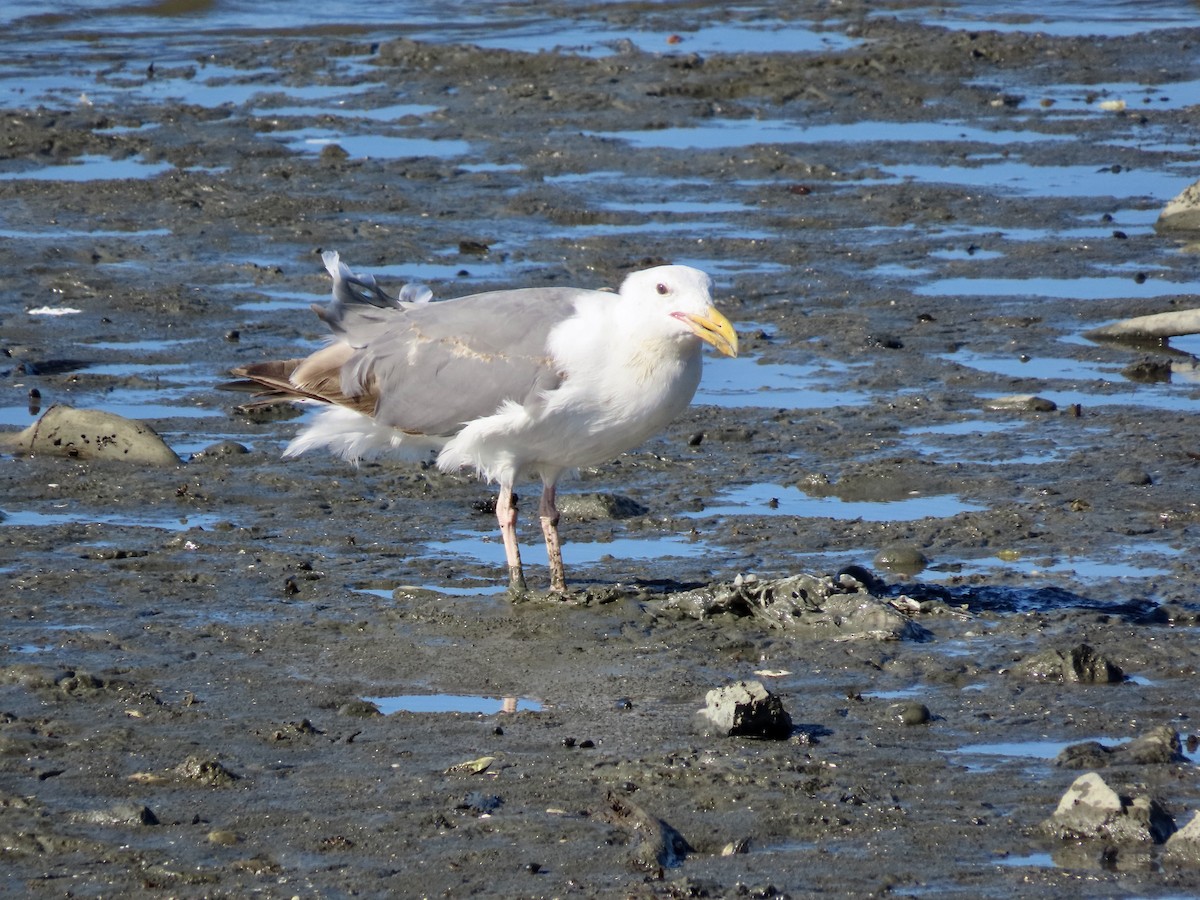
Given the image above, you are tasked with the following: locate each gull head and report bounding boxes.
[620,264,739,358]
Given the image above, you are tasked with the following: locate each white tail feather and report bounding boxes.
[284,406,443,464]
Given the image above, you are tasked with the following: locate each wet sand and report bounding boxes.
[4,3,1200,896]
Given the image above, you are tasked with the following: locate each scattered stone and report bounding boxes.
[207,829,241,845]
[444,755,495,776]
[457,791,502,815]
[556,493,647,521]
[721,837,751,855]
[663,572,931,642]
[1012,643,1123,683]
[1043,772,1174,843]
[7,405,180,465]
[1114,467,1152,486]
[319,143,349,163]
[80,803,158,826]
[695,680,792,740]
[190,440,250,461]
[600,788,692,870]
[982,394,1057,413]
[176,755,240,786]
[1056,726,1184,769]
[1122,359,1172,383]
[891,701,931,726]
[873,544,928,576]
[337,700,382,718]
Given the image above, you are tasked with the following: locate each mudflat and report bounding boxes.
[3,4,1200,897]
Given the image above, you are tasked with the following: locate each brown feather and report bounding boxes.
[227,344,377,417]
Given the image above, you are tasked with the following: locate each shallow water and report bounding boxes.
[366,693,543,714]
[693,483,985,521]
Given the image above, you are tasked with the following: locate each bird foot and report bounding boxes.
[506,566,529,597]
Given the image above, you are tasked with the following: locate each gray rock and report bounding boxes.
[1012,643,1123,683]
[1043,772,1175,844]
[695,679,792,740]
[7,405,180,466]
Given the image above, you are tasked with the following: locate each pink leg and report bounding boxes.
[539,481,566,593]
[496,485,527,593]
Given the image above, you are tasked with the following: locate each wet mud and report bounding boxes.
[4,2,1200,896]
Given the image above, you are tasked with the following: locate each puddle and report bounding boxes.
[895,1,1199,37]
[0,155,174,182]
[928,247,1005,262]
[351,581,506,599]
[948,730,1200,767]
[690,483,985,521]
[275,130,471,160]
[879,161,1192,199]
[571,220,774,240]
[942,351,1126,383]
[904,433,1068,467]
[365,694,542,715]
[863,686,927,701]
[996,853,1057,868]
[0,227,171,240]
[674,257,789,277]
[252,101,440,122]
[904,420,1012,437]
[83,337,200,352]
[0,398,216,428]
[233,287,322,311]
[696,356,869,409]
[1035,389,1200,414]
[11,644,56,655]
[949,542,1182,581]
[0,507,222,531]
[426,531,708,569]
[367,260,513,284]
[924,207,1160,243]
[80,361,199,378]
[919,276,1200,300]
[976,77,1200,115]
[950,738,1113,761]
[464,21,858,57]
[590,120,1067,151]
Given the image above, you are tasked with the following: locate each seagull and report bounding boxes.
[229,251,738,594]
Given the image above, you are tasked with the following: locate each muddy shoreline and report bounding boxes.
[4,4,1200,897]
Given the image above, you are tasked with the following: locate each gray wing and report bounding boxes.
[344,287,589,436]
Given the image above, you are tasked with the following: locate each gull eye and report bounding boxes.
[656,283,669,296]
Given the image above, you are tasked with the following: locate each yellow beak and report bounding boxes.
[677,307,739,358]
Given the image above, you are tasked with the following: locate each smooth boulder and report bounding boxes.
[7,405,180,466]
